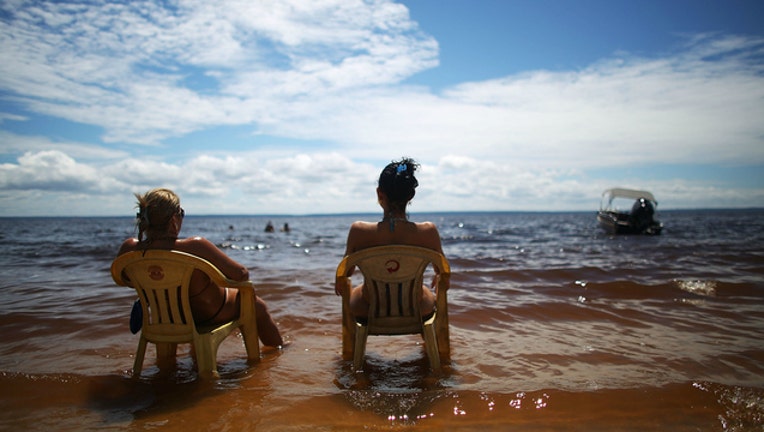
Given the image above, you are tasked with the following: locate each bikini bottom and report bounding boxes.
[196,287,229,325]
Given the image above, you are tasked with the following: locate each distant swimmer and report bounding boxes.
[281,223,290,233]
[265,221,275,233]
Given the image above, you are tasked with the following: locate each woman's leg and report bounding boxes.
[348,284,369,318]
[254,296,284,347]
[223,289,283,348]
[421,285,436,316]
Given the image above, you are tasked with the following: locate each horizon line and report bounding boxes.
[2,207,763,219]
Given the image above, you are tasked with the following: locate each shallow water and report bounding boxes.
[0,210,763,431]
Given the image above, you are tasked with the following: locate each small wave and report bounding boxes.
[675,279,717,297]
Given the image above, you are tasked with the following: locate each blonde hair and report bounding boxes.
[134,188,182,242]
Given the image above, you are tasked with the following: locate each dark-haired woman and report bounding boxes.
[117,188,284,348]
[335,158,449,318]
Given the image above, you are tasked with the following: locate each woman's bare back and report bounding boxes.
[344,220,444,255]
[341,219,445,317]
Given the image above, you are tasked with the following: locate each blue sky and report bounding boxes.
[1,0,763,216]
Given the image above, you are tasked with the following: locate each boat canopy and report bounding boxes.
[601,188,657,203]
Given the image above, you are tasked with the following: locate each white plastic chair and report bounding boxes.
[111,250,260,378]
[335,245,451,372]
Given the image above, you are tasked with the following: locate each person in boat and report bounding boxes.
[117,188,284,348]
[629,197,655,232]
[335,157,448,319]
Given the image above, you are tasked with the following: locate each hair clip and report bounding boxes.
[396,164,406,174]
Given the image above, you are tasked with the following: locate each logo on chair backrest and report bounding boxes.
[385,259,400,273]
[148,265,164,281]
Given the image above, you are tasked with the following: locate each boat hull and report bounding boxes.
[597,211,662,235]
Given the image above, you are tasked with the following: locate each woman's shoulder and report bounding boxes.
[176,236,216,251]
[349,220,379,232]
[412,221,443,251]
[117,237,139,254]
[351,220,377,227]
[121,237,139,247]
[415,220,439,232]
[180,235,209,244]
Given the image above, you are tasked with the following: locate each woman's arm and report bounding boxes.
[184,237,249,281]
[420,222,450,290]
[335,222,371,295]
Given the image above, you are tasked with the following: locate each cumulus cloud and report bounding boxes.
[0,150,120,192]
[0,131,128,160]
[2,147,759,217]
[0,148,357,215]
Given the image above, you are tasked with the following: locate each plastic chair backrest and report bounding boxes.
[351,248,433,334]
[111,249,260,377]
[113,250,221,340]
[336,245,451,363]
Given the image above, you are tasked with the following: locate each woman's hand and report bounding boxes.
[335,264,355,296]
[431,273,450,293]
[335,278,347,296]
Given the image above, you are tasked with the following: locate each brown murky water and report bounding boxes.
[1,211,762,431]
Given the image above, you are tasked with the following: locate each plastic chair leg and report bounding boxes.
[422,325,441,373]
[353,324,369,371]
[133,337,147,377]
[240,325,260,362]
[155,342,178,370]
[193,337,217,377]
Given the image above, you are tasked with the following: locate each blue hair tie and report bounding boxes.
[396,164,406,174]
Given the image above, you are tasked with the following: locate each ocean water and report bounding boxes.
[0,210,762,431]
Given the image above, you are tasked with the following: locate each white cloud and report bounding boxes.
[0,150,121,192]
[0,0,437,144]
[0,131,128,160]
[2,1,762,164]
[0,148,760,217]
[318,34,764,167]
[0,112,28,123]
